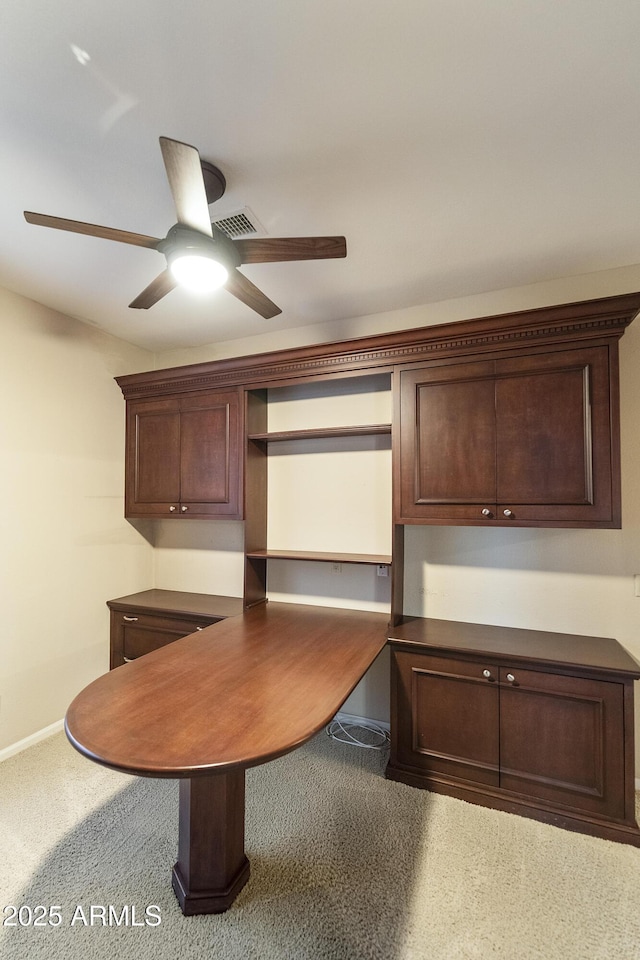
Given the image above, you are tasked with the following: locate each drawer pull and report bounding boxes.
[122,616,139,622]
[482,669,493,680]
[196,626,203,631]
[503,509,514,518]
[181,505,189,513]
[169,505,177,512]
[506,673,516,683]
[481,508,492,518]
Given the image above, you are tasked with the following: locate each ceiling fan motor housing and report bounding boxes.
[159,223,241,271]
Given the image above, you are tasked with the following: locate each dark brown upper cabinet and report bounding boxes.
[396,343,620,527]
[115,292,640,532]
[124,389,243,519]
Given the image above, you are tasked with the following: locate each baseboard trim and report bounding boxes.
[0,719,65,763]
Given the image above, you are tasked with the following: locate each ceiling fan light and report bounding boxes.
[169,253,228,293]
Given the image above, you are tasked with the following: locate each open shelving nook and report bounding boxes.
[244,374,393,607]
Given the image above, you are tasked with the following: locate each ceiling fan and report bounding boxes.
[23,136,347,319]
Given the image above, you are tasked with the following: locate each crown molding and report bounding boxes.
[116,291,640,399]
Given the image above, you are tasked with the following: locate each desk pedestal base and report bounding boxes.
[171,770,250,915]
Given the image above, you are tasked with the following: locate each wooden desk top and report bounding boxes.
[65,602,388,778]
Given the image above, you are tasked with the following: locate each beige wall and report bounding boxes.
[0,287,154,751]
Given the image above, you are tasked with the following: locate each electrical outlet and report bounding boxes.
[331,562,342,574]
[376,565,389,577]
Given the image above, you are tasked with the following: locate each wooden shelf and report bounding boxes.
[247,424,391,442]
[245,549,391,566]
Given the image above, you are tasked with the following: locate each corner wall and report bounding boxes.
[0,287,154,751]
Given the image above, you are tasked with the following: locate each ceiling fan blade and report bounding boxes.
[225,269,282,319]
[234,236,347,264]
[24,211,161,249]
[129,269,178,309]
[159,137,212,236]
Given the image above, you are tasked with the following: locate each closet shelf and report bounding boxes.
[247,424,392,442]
[245,549,392,566]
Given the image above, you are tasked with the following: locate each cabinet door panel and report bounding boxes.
[494,345,614,524]
[393,651,499,786]
[399,362,496,521]
[128,401,181,515]
[181,406,230,503]
[179,391,241,517]
[499,667,625,820]
[496,366,589,504]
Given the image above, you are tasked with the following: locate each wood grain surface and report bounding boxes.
[66,602,388,778]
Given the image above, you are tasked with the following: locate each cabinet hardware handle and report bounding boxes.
[181,505,189,512]
[196,626,203,631]
[503,509,514,518]
[482,669,492,679]
[122,616,138,622]
[506,673,516,682]
[481,508,492,517]
[169,505,176,512]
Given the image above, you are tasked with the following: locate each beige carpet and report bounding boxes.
[1,730,639,960]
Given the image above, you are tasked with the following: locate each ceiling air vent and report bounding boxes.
[211,206,265,239]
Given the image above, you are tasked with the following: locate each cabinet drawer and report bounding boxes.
[110,611,221,667]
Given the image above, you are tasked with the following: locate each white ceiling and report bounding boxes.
[2,1,640,352]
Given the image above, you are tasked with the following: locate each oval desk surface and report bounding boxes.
[65,601,389,778]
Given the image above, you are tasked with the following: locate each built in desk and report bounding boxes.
[65,601,388,914]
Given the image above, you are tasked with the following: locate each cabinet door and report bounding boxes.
[179,391,242,517]
[495,346,615,525]
[398,361,498,522]
[498,666,625,821]
[391,650,499,786]
[126,398,181,516]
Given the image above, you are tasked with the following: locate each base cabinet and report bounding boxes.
[387,618,640,845]
[107,590,244,669]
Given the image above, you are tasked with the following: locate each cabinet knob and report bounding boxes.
[503,509,514,518]
[122,616,138,622]
[506,673,516,683]
[196,626,203,631]
[169,505,176,512]
[481,508,492,517]
[482,669,493,679]
[181,505,189,513]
